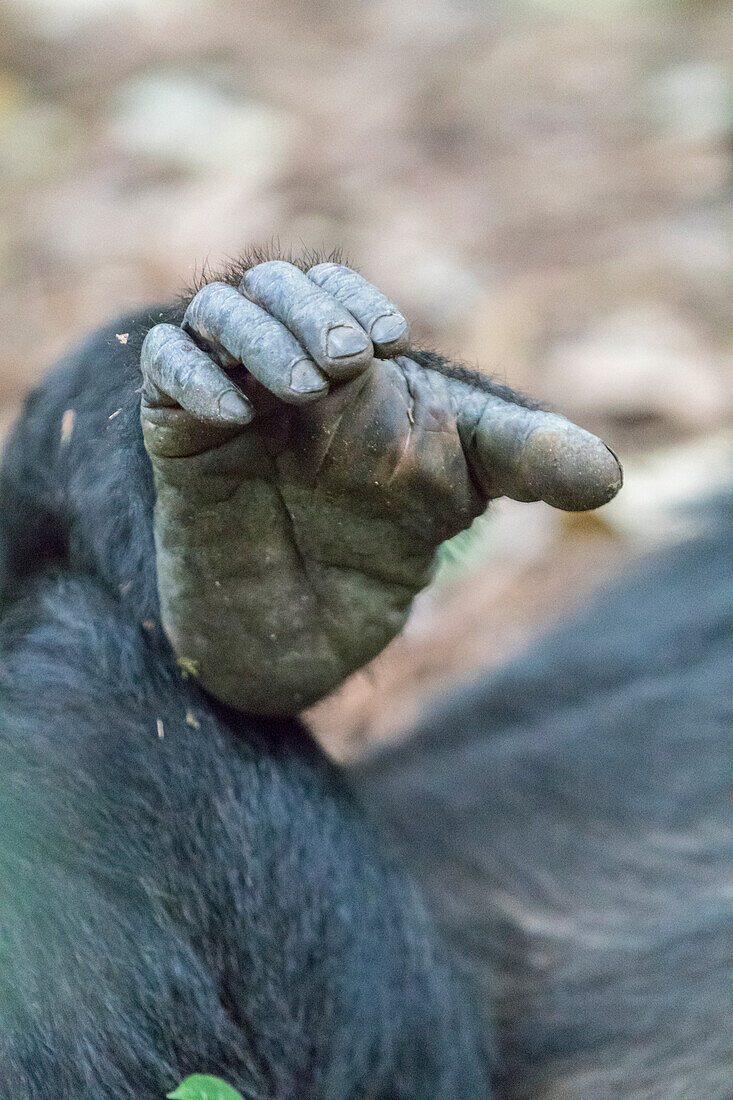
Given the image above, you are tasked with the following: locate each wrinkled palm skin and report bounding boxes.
[143,356,482,713]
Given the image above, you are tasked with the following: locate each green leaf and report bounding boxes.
[167,1074,248,1100]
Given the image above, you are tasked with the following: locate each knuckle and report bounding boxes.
[307,261,339,280]
[175,361,200,393]
[248,259,293,284]
[246,311,282,342]
[191,281,225,307]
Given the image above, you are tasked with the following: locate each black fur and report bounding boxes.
[0,571,489,1099]
[0,307,535,621]
[1,254,730,1098]
[356,510,733,1099]
[0,301,491,1093]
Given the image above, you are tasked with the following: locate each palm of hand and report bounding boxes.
[141,261,621,713]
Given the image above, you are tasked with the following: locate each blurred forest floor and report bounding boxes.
[0,0,730,752]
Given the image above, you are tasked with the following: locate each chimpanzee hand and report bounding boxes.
[140,261,621,714]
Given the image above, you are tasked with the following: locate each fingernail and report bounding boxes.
[370,313,407,345]
[218,389,254,423]
[326,324,370,359]
[604,443,624,487]
[290,358,328,394]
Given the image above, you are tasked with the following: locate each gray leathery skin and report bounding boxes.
[142,280,622,715]
[240,261,374,379]
[396,358,623,512]
[307,262,411,356]
[184,281,329,402]
[141,323,253,424]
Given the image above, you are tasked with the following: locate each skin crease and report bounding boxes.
[0,254,501,1100]
[0,250,727,1100]
[140,261,621,714]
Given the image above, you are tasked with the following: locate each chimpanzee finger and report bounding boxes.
[240,261,374,380]
[397,356,622,512]
[475,405,622,511]
[306,263,410,358]
[141,323,254,424]
[183,282,329,404]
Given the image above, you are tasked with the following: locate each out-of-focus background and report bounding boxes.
[1,0,731,752]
